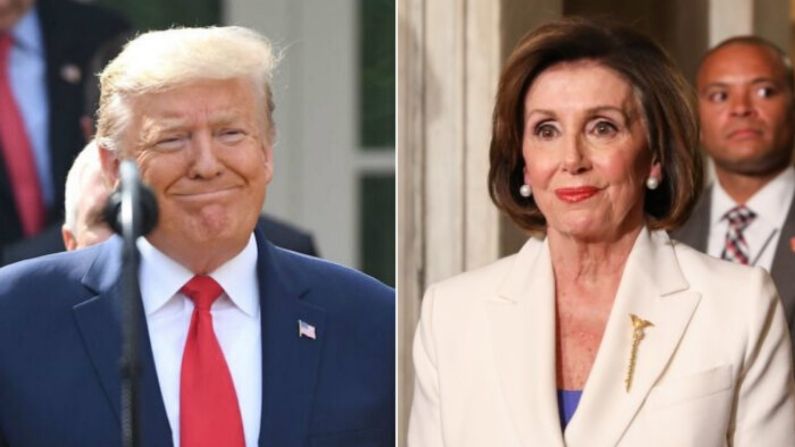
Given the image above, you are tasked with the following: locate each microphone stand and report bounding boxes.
[111,160,158,447]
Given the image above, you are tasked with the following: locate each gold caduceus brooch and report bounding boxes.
[625,314,653,392]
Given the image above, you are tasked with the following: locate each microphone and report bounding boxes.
[101,160,158,447]
[103,160,159,237]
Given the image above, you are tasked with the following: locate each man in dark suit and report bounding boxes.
[0,0,129,263]
[672,36,795,354]
[0,26,393,447]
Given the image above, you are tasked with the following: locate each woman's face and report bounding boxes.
[522,60,660,242]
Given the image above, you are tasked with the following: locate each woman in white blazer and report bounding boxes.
[408,18,795,447]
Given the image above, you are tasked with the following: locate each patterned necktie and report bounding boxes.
[721,205,756,265]
[0,33,45,236]
[180,275,245,447]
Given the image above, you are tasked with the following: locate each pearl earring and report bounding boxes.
[646,177,659,190]
[519,184,532,197]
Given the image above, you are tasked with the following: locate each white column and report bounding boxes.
[709,0,753,46]
[397,0,424,442]
[464,0,502,270]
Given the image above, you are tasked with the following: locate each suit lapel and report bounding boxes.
[72,278,123,423]
[487,237,565,447]
[564,229,700,446]
[670,186,711,252]
[71,238,172,446]
[770,198,795,344]
[256,236,326,446]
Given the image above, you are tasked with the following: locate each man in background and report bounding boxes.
[60,140,112,251]
[0,0,129,262]
[673,36,795,354]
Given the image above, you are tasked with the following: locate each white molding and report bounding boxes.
[708,0,753,46]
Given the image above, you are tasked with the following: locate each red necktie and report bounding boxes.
[180,275,245,447]
[0,33,45,236]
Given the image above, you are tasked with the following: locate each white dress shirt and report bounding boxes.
[707,166,795,270]
[9,7,52,206]
[138,235,262,447]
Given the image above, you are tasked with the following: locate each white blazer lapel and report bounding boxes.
[565,229,701,446]
[487,237,565,447]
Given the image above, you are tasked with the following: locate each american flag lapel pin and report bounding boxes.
[790,237,795,253]
[298,319,316,340]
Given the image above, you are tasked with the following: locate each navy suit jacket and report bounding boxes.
[0,230,394,446]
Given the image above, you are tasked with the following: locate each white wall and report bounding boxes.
[224,0,361,267]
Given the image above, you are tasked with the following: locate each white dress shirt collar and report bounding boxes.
[707,166,795,269]
[10,7,43,54]
[8,6,53,206]
[137,234,260,317]
[710,166,795,228]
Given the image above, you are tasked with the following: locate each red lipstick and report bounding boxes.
[555,186,599,203]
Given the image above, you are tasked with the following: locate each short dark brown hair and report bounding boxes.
[488,17,703,232]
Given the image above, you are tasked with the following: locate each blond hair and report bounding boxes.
[95,26,279,154]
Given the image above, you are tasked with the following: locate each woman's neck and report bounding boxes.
[548,225,642,295]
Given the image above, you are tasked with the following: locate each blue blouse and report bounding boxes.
[557,389,583,430]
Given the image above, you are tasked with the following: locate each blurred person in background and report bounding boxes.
[673,37,795,357]
[409,18,795,446]
[0,0,129,263]
[60,139,112,251]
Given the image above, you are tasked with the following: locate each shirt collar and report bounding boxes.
[138,234,260,317]
[10,6,43,55]
[210,234,259,317]
[710,166,795,228]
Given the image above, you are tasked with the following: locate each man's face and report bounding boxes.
[697,43,795,177]
[113,78,272,270]
[0,0,34,31]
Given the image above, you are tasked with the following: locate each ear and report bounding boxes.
[262,142,274,185]
[649,160,663,181]
[98,144,121,189]
[80,116,95,141]
[62,225,77,252]
[523,164,531,187]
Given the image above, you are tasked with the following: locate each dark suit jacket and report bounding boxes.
[0,230,394,446]
[257,215,318,257]
[671,185,795,355]
[0,214,319,266]
[0,0,129,256]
